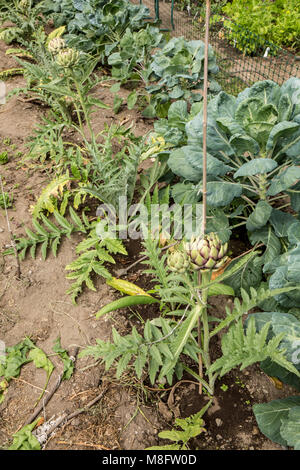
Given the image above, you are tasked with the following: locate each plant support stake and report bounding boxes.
[197,0,211,396]
[201,0,210,238]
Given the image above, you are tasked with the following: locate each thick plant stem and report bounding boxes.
[71,73,97,152]
[197,270,211,395]
[200,271,211,371]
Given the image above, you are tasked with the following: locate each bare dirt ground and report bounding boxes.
[0,39,298,452]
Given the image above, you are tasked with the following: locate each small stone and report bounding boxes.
[215,418,223,427]
[71,418,80,426]
[252,426,259,435]
[216,434,222,440]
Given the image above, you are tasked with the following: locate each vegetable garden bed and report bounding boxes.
[0,0,300,452]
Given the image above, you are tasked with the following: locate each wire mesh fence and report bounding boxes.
[133,0,300,95]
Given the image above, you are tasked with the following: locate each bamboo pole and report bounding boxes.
[201,0,211,237]
[198,0,211,396]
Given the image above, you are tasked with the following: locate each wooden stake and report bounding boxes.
[198,0,211,396]
[201,0,211,237]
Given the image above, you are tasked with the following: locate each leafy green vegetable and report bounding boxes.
[9,419,41,450]
[253,397,300,447]
[144,37,221,118]
[42,0,150,55]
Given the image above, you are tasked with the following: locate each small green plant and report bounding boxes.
[65,226,128,303]
[0,191,12,209]
[146,402,211,450]
[0,151,9,164]
[4,208,90,260]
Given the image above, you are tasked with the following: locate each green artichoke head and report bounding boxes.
[56,48,80,68]
[167,250,189,274]
[184,232,228,271]
[18,0,31,13]
[48,37,66,55]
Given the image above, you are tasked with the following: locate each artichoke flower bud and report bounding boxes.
[56,48,80,68]
[48,37,66,55]
[167,250,189,274]
[18,0,31,13]
[184,233,228,271]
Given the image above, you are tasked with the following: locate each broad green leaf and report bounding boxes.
[253,396,300,446]
[127,90,137,110]
[289,181,300,212]
[28,348,54,379]
[206,208,231,243]
[171,182,201,204]
[186,114,234,160]
[288,222,300,245]
[267,167,300,196]
[266,121,299,153]
[280,407,300,450]
[168,100,188,123]
[269,209,297,238]
[113,95,123,114]
[168,147,202,182]
[246,201,273,232]
[234,159,277,178]
[236,80,280,107]
[182,146,232,176]
[206,181,243,207]
[229,134,260,156]
[249,226,281,265]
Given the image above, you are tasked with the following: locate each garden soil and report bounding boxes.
[0,40,297,451]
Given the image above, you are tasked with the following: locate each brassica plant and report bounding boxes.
[166,78,300,268]
[143,36,221,118]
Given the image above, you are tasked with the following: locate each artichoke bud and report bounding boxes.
[56,48,80,68]
[184,232,228,271]
[18,0,31,13]
[151,225,170,248]
[167,250,189,274]
[48,37,66,55]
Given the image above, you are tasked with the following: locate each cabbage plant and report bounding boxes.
[166,78,300,265]
[143,36,221,118]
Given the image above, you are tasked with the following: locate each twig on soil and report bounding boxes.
[41,385,109,447]
[69,388,98,401]
[24,347,79,426]
[57,440,110,450]
[0,174,21,278]
[24,374,63,426]
[78,359,101,372]
[167,380,207,410]
[10,376,50,394]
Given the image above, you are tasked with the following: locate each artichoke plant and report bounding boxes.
[56,48,80,68]
[167,250,190,273]
[185,233,228,271]
[48,37,66,55]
